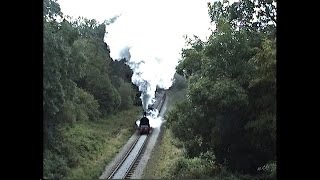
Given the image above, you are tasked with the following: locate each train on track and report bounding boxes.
[136,89,166,135]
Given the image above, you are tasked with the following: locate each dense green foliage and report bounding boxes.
[168,0,276,177]
[43,107,141,179]
[43,0,141,178]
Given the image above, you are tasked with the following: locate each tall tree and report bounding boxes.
[168,0,276,174]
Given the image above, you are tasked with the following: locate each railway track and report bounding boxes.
[107,134,150,179]
[124,134,150,179]
[106,91,166,179]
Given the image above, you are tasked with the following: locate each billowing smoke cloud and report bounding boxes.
[104,0,211,110]
[116,46,170,110]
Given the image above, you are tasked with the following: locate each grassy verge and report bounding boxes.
[142,127,244,179]
[44,106,141,179]
[143,128,184,178]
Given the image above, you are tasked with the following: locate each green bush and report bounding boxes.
[258,161,277,179]
[117,80,135,110]
[73,87,101,120]
[43,149,68,179]
[168,156,214,179]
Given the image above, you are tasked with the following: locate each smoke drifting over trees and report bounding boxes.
[104,0,211,110]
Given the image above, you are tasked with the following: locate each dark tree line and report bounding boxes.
[168,0,276,176]
[43,0,140,177]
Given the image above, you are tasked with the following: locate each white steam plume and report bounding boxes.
[104,0,211,110]
[136,109,162,128]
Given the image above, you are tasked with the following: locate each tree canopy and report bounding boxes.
[168,0,276,175]
[43,0,140,178]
